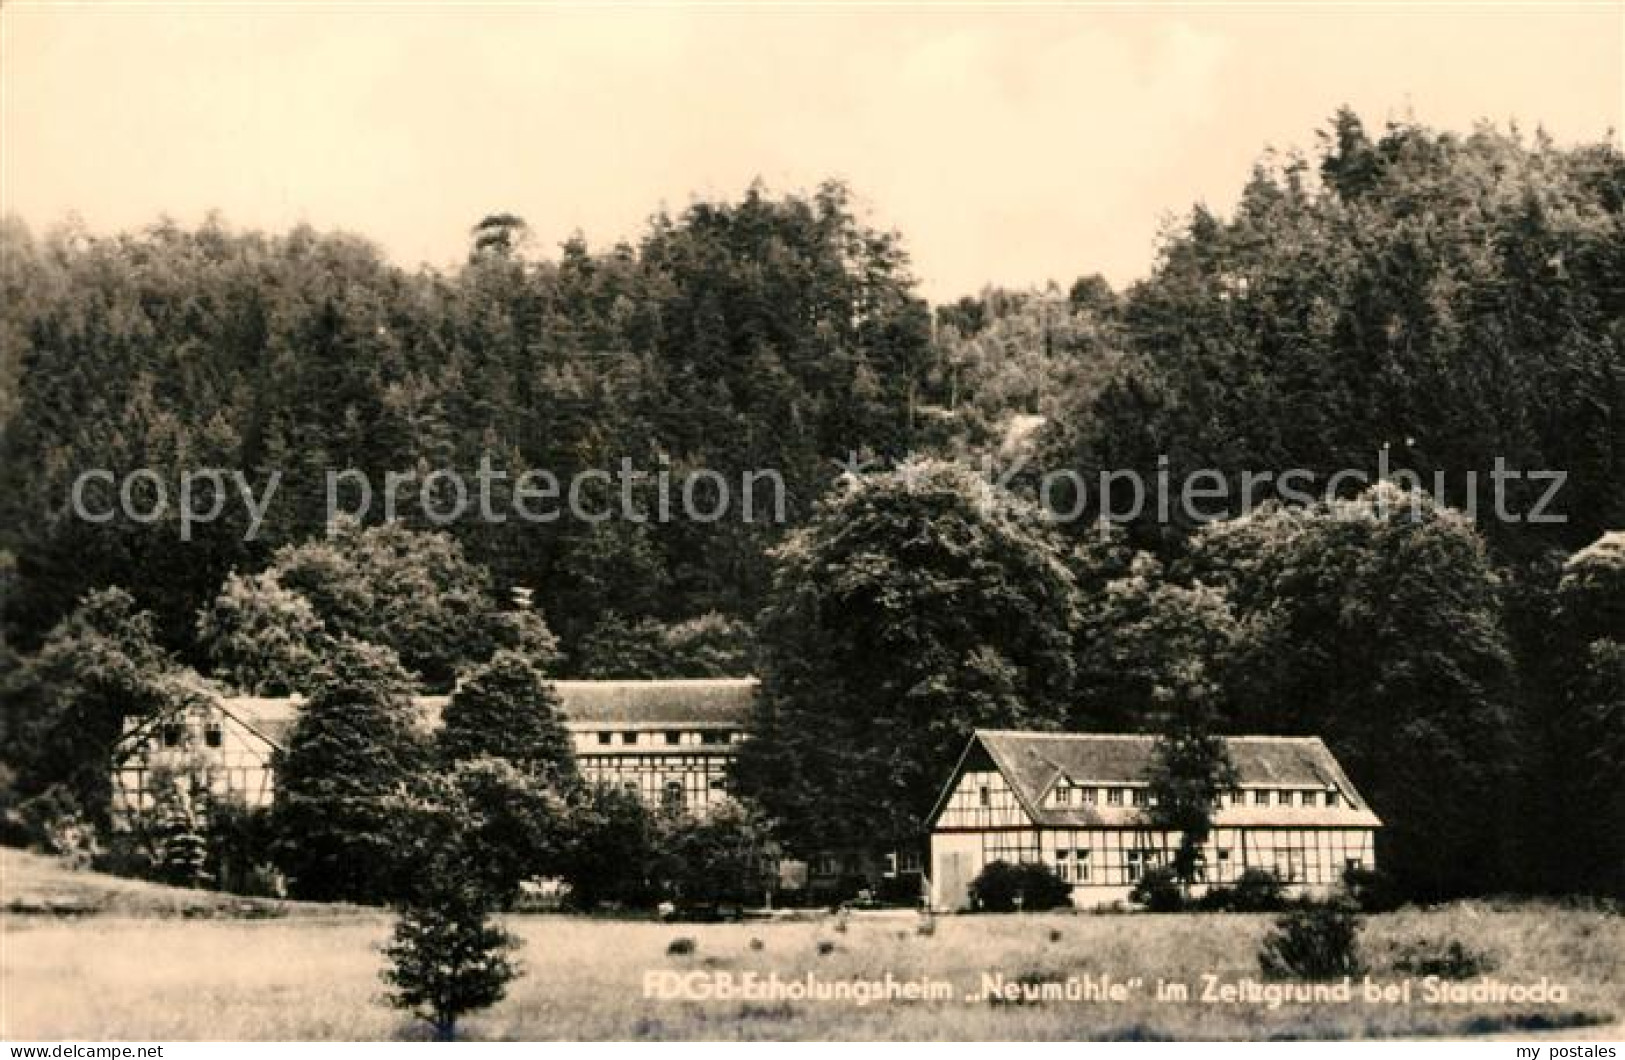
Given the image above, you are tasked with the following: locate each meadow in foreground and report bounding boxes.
[3,903,1619,1040]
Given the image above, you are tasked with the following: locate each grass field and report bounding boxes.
[2,852,1620,1041]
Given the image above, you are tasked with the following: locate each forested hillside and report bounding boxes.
[1,112,1620,899]
[0,183,931,665]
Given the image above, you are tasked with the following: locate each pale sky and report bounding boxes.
[3,3,1621,300]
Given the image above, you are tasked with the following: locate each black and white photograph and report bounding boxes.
[0,0,1620,1046]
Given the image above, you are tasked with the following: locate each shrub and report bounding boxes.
[557,784,661,910]
[1206,868,1288,912]
[656,801,773,908]
[1258,901,1367,980]
[1392,938,1496,979]
[205,801,280,897]
[16,786,99,868]
[1342,865,1402,913]
[968,859,1073,912]
[1129,867,1185,912]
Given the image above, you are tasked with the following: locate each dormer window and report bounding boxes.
[1325,790,1341,808]
[203,723,223,749]
[1054,784,1071,805]
[597,731,612,746]
[1106,788,1124,806]
[160,722,185,748]
[1080,787,1097,805]
[664,731,681,746]
[620,732,637,745]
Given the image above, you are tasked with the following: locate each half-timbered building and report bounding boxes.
[111,678,755,823]
[927,730,1380,910]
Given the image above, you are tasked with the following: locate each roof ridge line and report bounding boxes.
[975,729,1326,743]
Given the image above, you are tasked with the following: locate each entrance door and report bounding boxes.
[933,848,972,911]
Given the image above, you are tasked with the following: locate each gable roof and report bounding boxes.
[933,730,1381,830]
[119,678,758,756]
[551,678,757,728]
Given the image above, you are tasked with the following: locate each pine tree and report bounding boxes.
[437,649,575,784]
[271,637,425,903]
[382,880,519,1041]
[155,785,212,889]
[1145,697,1238,890]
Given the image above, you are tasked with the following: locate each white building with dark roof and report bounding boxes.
[927,730,1381,911]
[557,678,754,811]
[111,678,755,822]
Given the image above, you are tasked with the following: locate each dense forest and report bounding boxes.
[1,111,1621,899]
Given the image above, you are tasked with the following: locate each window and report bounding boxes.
[1125,849,1145,882]
[1300,791,1315,807]
[701,731,728,745]
[1254,790,1269,806]
[708,777,727,790]
[161,722,184,748]
[1131,789,1148,807]
[1229,789,1245,806]
[620,732,637,745]
[664,731,681,746]
[661,781,684,812]
[1074,849,1091,882]
[1325,790,1341,808]
[1080,787,1097,805]
[813,853,841,876]
[1277,790,1293,806]
[978,785,990,808]
[1106,788,1124,806]
[1345,857,1362,873]
[1054,785,1072,806]
[203,723,223,749]
[596,732,612,746]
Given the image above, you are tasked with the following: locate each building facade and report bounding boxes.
[111,678,755,823]
[557,678,754,812]
[928,730,1380,911]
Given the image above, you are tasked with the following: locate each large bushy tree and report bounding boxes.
[196,571,329,695]
[1071,550,1237,732]
[270,520,496,690]
[1193,483,1521,899]
[733,460,1081,853]
[389,757,569,911]
[1548,533,1625,897]
[0,588,184,826]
